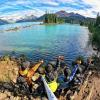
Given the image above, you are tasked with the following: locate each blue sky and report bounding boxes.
[0,0,100,18]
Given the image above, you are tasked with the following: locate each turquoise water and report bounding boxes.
[0,22,93,65]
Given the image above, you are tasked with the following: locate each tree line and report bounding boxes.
[44,14,65,23]
[44,13,95,26]
[88,13,100,56]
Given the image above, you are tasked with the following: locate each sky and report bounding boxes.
[0,0,100,18]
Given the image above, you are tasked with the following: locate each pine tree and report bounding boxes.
[95,13,100,27]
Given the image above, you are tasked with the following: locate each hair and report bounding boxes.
[21,65,26,71]
[45,64,54,73]
[38,67,45,74]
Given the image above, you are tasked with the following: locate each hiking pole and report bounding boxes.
[41,76,57,100]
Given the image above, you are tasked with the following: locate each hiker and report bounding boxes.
[38,66,45,76]
[48,56,66,75]
[45,72,59,94]
[17,60,43,93]
[55,56,68,80]
[56,57,80,88]
[74,56,94,74]
[45,63,58,82]
[72,56,87,74]
[41,76,58,100]
[72,58,88,85]
[37,64,58,95]
[44,63,59,93]
[64,67,71,81]
[17,61,32,93]
[55,55,71,82]
[39,57,69,95]
[55,56,65,69]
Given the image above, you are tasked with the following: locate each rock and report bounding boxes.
[89,71,92,75]
[3,83,13,91]
[13,96,20,100]
[0,60,18,82]
[41,97,48,100]
[23,96,29,100]
[34,97,41,100]
[33,84,39,89]
[0,93,7,99]
[4,91,11,96]
[5,98,10,100]
[9,96,15,100]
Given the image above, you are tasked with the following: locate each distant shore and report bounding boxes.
[0,24,38,33]
[0,22,83,33]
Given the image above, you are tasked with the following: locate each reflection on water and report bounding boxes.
[0,22,93,65]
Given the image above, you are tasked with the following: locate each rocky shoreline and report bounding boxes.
[0,55,100,100]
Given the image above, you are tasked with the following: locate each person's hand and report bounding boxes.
[58,56,64,60]
[39,59,44,63]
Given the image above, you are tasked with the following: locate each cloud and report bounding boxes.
[0,9,45,18]
[82,0,100,12]
[81,0,100,17]
[42,1,59,6]
[0,0,100,18]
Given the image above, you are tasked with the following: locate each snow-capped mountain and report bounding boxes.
[0,13,37,24]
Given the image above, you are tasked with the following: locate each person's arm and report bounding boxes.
[27,60,44,78]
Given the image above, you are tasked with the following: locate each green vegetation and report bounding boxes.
[44,14,65,23]
[43,12,95,26]
[62,17,95,26]
[88,13,100,55]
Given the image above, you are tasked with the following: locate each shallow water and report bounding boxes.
[0,22,93,65]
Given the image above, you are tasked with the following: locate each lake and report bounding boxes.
[0,22,93,65]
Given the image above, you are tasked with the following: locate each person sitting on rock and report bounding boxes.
[45,63,59,93]
[55,56,65,69]
[18,60,43,94]
[64,67,71,81]
[17,61,32,93]
[55,56,69,78]
[72,57,87,85]
[45,71,59,93]
[36,64,58,95]
[45,63,57,81]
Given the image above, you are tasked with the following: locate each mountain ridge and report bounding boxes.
[37,10,86,21]
[0,10,95,25]
[0,14,37,25]
[56,10,85,19]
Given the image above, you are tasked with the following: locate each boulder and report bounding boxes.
[0,60,18,82]
[0,93,7,100]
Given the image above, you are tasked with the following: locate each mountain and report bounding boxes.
[37,10,96,25]
[56,11,85,20]
[55,10,70,17]
[0,10,95,25]
[36,14,46,21]
[16,15,37,23]
[0,14,37,25]
[37,10,86,22]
